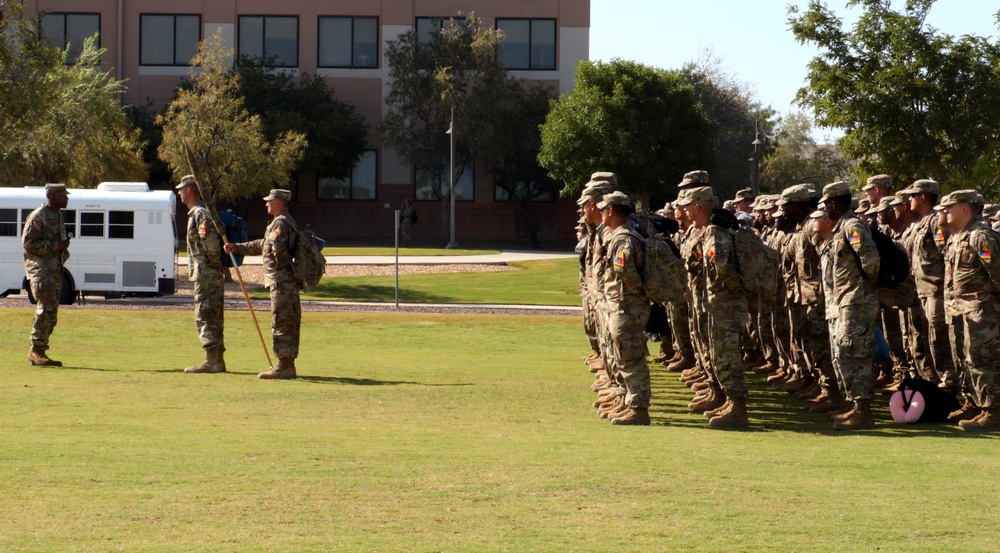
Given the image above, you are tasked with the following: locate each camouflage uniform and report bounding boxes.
[22,204,68,351]
[943,218,1000,408]
[603,226,651,408]
[700,225,749,401]
[186,202,225,352]
[231,209,301,360]
[683,225,714,380]
[795,224,836,388]
[820,212,880,401]
[768,228,796,376]
[908,213,959,389]
[668,231,696,362]
[400,204,415,247]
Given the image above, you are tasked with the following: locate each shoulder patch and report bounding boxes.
[707,248,716,262]
[198,222,207,237]
[31,220,42,231]
[270,226,281,239]
[980,245,991,261]
[613,254,625,268]
[849,229,861,245]
[934,228,945,243]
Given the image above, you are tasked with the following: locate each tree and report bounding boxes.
[789,0,1000,193]
[157,33,306,205]
[538,59,714,209]
[235,57,368,179]
[379,13,506,244]
[0,2,146,187]
[760,112,853,190]
[678,53,777,200]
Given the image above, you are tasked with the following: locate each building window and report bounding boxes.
[415,166,474,202]
[318,17,378,68]
[40,13,100,62]
[108,211,135,239]
[318,150,378,200]
[496,19,556,70]
[495,181,555,202]
[140,14,200,66]
[238,16,298,67]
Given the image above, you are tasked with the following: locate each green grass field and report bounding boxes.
[179,245,499,257]
[2,307,997,552]
[302,258,581,305]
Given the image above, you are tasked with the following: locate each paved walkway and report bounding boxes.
[180,250,578,266]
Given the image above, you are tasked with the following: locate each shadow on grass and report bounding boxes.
[297,374,474,387]
[306,283,455,304]
[639,365,986,436]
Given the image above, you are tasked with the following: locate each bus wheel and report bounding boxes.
[59,272,76,305]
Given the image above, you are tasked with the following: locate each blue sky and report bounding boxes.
[589,0,1000,141]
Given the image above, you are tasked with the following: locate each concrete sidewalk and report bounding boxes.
[180,250,578,266]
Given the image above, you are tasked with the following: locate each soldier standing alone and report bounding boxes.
[226,189,303,379]
[23,183,71,367]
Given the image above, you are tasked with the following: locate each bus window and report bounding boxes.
[109,211,134,239]
[80,211,105,237]
[0,209,16,237]
[62,210,76,237]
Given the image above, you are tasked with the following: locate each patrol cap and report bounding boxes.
[589,172,618,186]
[44,183,70,196]
[855,198,872,214]
[734,187,756,201]
[868,196,896,214]
[899,179,940,196]
[821,181,853,203]
[675,186,714,206]
[983,204,1000,218]
[174,174,197,190]
[773,206,786,218]
[577,181,615,205]
[889,191,907,207]
[753,194,776,211]
[722,200,735,211]
[678,170,710,189]
[862,174,892,191]
[777,184,814,205]
[937,189,979,208]
[263,189,292,201]
[802,183,819,196]
[597,190,632,210]
[809,205,828,219]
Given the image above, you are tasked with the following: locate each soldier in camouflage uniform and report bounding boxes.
[399,199,415,247]
[939,190,1000,431]
[680,185,750,428]
[577,176,616,391]
[226,189,302,380]
[597,191,651,426]
[22,183,71,367]
[176,176,227,374]
[814,181,881,430]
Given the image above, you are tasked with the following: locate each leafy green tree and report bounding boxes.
[235,57,368,179]
[789,0,1000,193]
[538,59,714,209]
[760,112,853,190]
[379,13,506,243]
[157,33,306,205]
[0,3,146,187]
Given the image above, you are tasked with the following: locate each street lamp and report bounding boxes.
[751,120,763,196]
[445,106,458,249]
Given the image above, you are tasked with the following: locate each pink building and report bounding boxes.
[21,0,591,248]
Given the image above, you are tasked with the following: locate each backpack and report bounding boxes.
[290,223,327,289]
[889,376,961,424]
[627,229,687,305]
[730,227,780,305]
[847,226,909,289]
[217,209,249,268]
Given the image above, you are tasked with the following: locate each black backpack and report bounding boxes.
[890,376,960,424]
[217,209,249,268]
[847,226,909,289]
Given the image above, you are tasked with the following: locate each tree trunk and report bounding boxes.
[516,198,542,249]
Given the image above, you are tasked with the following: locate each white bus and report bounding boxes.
[0,182,177,304]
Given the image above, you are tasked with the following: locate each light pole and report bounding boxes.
[751,120,763,196]
[445,106,458,249]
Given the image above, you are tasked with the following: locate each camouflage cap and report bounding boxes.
[821,181,853,203]
[44,183,70,196]
[938,189,979,207]
[862,174,892,191]
[773,206,786,218]
[678,170,710,189]
[596,190,632,210]
[777,184,814,205]
[802,183,819,196]
[889,191,907,207]
[576,181,615,205]
[809,205,828,219]
[263,189,292,201]
[734,187,756,201]
[589,171,618,186]
[675,186,714,206]
[855,198,872,214]
[868,196,896,214]
[983,203,1000,218]
[174,174,197,190]
[899,179,940,196]
[753,194,775,211]
[722,200,735,211]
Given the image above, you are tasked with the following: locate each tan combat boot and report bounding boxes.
[667,355,696,373]
[959,408,1000,432]
[598,396,624,419]
[611,407,650,426]
[705,397,733,419]
[259,358,296,379]
[948,400,982,423]
[583,351,600,365]
[709,399,749,428]
[689,386,726,412]
[28,345,62,367]
[833,400,875,431]
[185,348,227,373]
[810,390,851,414]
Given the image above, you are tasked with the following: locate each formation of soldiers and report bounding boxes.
[578,170,1000,432]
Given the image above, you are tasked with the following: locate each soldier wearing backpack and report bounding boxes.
[226,189,302,380]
